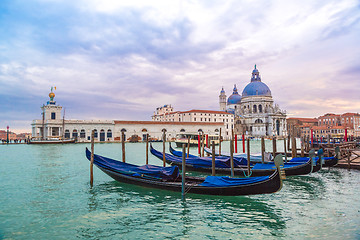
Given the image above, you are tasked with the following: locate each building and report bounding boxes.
[317,112,360,137]
[152,106,234,139]
[287,118,318,138]
[0,130,17,141]
[31,89,225,142]
[220,65,287,137]
[287,113,360,139]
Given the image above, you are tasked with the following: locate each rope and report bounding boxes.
[243,169,252,177]
[184,182,198,194]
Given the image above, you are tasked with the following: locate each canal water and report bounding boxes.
[1,141,360,239]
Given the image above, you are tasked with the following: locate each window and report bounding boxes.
[72,129,78,138]
[94,129,98,138]
[194,118,196,121]
[80,129,86,138]
[259,105,262,113]
[107,129,112,138]
[51,112,56,119]
[253,105,257,113]
[64,130,70,138]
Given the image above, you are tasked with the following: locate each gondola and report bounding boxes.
[85,148,284,196]
[202,144,338,168]
[168,144,321,175]
[203,146,273,162]
[288,147,339,168]
[150,145,316,177]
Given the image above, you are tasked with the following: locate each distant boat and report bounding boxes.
[28,137,76,144]
[85,147,284,196]
[175,133,220,148]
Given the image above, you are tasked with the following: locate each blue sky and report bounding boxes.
[0,0,359,133]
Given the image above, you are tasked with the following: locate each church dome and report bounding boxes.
[227,85,242,104]
[242,65,271,97]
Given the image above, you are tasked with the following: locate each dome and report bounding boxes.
[242,81,271,97]
[227,84,242,104]
[220,87,225,94]
[242,65,272,97]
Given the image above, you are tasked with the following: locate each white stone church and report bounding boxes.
[219,65,287,137]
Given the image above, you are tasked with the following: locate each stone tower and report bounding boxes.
[219,87,227,111]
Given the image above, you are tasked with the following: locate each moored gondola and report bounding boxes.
[151,145,314,177]
[85,148,284,196]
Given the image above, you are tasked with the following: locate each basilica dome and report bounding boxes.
[242,65,271,97]
[227,85,242,104]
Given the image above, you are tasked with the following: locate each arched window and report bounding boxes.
[162,128,167,133]
[80,129,86,138]
[93,129,98,138]
[255,119,263,124]
[121,128,127,132]
[259,105,262,113]
[100,129,105,141]
[215,129,219,132]
[198,129,203,133]
[72,129,78,138]
[253,105,257,113]
[142,128,147,132]
[180,129,185,132]
[107,129,112,138]
[64,129,70,139]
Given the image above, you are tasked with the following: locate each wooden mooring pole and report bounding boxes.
[219,128,222,156]
[212,141,216,176]
[202,133,205,157]
[146,133,149,165]
[247,138,251,176]
[235,134,238,153]
[90,130,94,187]
[301,137,304,157]
[122,131,126,162]
[284,137,287,162]
[230,131,234,177]
[162,130,166,167]
[242,133,245,153]
[187,136,190,158]
[272,137,276,159]
[198,133,201,157]
[181,144,186,200]
[291,137,296,158]
[261,137,265,163]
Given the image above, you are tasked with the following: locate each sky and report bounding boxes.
[0,0,359,133]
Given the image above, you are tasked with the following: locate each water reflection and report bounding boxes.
[82,180,286,239]
[284,175,325,199]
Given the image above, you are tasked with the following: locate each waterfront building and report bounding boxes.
[287,113,360,139]
[220,65,287,137]
[31,90,224,142]
[152,106,234,139]
[0,130,17,141]
[287,118,318,138]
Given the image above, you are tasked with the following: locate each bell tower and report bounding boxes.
[219,87,227,111]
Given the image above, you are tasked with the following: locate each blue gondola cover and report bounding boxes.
[200,175,270,187]
[86,148,179,181]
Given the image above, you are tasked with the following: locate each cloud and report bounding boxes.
[0,0,359,132]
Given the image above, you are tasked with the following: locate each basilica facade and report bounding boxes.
[219,66,287,137]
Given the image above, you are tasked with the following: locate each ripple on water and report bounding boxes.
[1,143,360,239]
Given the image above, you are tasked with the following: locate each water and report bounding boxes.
[1,141,360,239]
